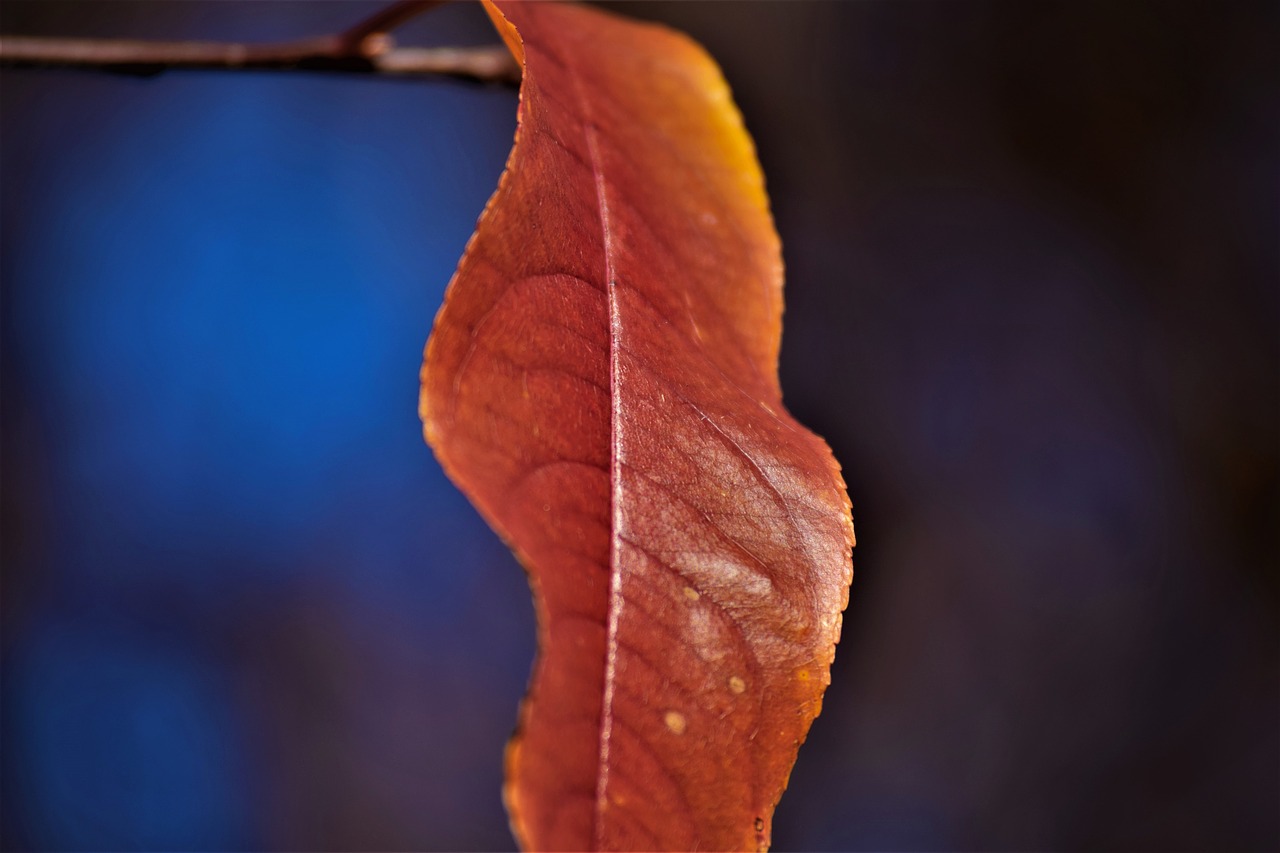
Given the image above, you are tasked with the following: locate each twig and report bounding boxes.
[0,0,520,85]
[340,0,447,50]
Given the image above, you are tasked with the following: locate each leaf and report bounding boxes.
[419,2,854,850]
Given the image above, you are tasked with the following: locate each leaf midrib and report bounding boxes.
[570,56,624,853]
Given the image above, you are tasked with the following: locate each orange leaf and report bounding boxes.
[420,2,854,850]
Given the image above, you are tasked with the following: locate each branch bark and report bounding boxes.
[0,0,520,85]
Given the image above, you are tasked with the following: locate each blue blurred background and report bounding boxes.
[1,1,1276,850]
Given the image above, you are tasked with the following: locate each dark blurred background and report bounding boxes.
[1,1,1275,850]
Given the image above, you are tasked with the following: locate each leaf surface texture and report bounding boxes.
[420,2,854,849]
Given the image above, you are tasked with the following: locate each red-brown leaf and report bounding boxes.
[419,2,854,850]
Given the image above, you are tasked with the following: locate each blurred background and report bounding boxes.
[1,1,1275,850]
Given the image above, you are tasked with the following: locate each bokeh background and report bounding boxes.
[1,1,1275,850]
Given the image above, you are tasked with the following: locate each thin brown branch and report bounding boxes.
[339,0,448,51]
[0,1,519,85]
[0,36,519,83]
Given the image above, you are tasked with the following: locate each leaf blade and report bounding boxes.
[421,2,854,849]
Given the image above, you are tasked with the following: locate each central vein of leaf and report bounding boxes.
[582,105,623,848]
